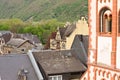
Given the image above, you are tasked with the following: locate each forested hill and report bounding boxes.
[0,0,88,21]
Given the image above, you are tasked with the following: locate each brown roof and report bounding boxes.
[33,50,87,75]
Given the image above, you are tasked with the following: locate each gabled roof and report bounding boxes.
[57,23,76,39]
[33,50,87,75]
[6,38,33,48]
[49,23,76,40]
[64,23,76,37]
[0,54,39,80]
[71,35,88,66]
[13,33,41,44]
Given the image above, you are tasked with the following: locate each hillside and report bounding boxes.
[0,0,88,21]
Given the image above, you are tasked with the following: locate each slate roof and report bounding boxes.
[64,23,76,37]
[49,23,76,40]
[58,23,76,39]
[71,35,88,66]
[0,54,39,80]
[59,27,66,39]
[6,38,30,48]
[33,50,87,75]
[0,31,12,43]
[0,31,11,34]
[13,33,41,44]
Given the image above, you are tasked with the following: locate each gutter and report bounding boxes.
[27,50,44,80]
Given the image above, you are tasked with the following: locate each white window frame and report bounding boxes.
[49,75,62,80]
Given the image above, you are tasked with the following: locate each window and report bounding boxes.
[99,9,112,34]
[61,42,66,49]
[49,75,62,80]
[18,69,28,80]
[21,49,25,51]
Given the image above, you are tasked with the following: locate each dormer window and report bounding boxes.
[99,9,112,35]
[18,69,28,80]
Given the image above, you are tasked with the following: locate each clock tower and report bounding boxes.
[80,0,120,80]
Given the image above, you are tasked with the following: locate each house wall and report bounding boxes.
[2,46,13,54]
[3,42,34,54]
[63,73,83,80]
[19,42,34,53]
[97,37,112,66]
[66,19,88,49]
[62,73,71,80]
[50,39,57,50]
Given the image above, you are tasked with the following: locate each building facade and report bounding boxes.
[66,17,88,49]
[81,0,120,80]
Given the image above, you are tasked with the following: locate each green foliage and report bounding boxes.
[0,19,65,44]
[0,0,88,44]
[0,0,88,22]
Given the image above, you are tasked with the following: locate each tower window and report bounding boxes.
[99,9,112,34]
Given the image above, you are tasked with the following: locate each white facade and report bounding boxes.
[98,0,113,12]
[118,0,120,11]
[117,37,120,69]
[97,37,112,66]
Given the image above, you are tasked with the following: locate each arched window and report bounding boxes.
[99,8,112,34]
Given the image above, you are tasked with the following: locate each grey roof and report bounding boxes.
[0,31,11,34]
[33,50,87,75]
[58,23,76,39]
[0,31,12,43]
[59,27,66,39]
[6,38,32,47]
[64,23,76,37]
[13,33,41,43]
[0,54,39,80]
[71,35,88,66]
